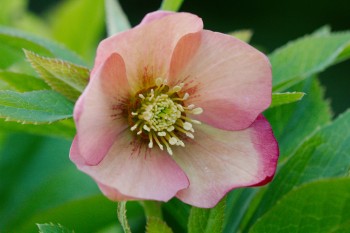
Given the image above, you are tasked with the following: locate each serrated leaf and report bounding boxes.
[105,0,131,37]
[246,109,350,231]
[160,0,184,11]
[25,50,89,101]
[312,25,331,36]
[0,71,50,92]
[188,197,226,233]
[117,202,132,233]
[270,31,350,91]
[146,217,173,233]
[249,178,350,233]
[37,223,74,233]
[49,0,105,61]
[270,92,305,108]
[0,90,73,124]
[228,29,253,43]
[0,26,86,67]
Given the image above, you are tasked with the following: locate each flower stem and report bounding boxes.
[140,201,163,220]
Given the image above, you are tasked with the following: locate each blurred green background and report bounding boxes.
[27,0,350,115]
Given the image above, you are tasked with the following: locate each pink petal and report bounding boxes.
[97,182,137,201]
[173,115,279,208]
[73,53,130,165]
[71,131,189,202]
[170,30,272,131]
[92,12,203,93]
[140,10,175,25]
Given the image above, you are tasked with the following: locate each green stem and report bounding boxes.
[141,201,163,220]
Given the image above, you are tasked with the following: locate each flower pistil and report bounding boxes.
[129,78,203,155]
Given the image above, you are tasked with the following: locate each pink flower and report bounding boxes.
[70,11,279,208]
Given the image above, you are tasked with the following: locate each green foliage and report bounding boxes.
[163,198,191,231]
[246,110,350,231]
[0,119,75,139]
[188,198,226,233]
[0,26,86,68]
[270,31,350,91]
[0,0,50,37]
[0,133,147,233]
[0,90,73,124]
[146,218,173,233]
[0,0,26,25]
[250,178,350,233]
[49,0,105,62]
[160,0,184,11]
[265,78,332,161]
[37,223,74,233]
[142,201,163,219]
[224,189,260,233]
[105,0,131,37]
[0,134,97,232]
[270,92,305,108]
[0,71,49,92]
[25,50,89,101]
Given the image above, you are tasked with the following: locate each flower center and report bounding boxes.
[130,78,203,155]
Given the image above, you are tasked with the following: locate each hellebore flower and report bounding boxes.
[70,11,279,208]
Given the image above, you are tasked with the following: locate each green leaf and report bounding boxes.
[188,197,226,233]
[146,217,173,233]
[270,92,305,108]
[270,31,350,91]
[0,90,73,124]
[117,202,132,233]
[160,0,184,11]
[224,189,260,233]
[228,29,253,43]
[0,134,97,232]
[0,133,146,233]
[0,26,86,68]
[0,71,50,92]
[336,43,350,63]
[0,118,75,139]
[25,50,89,101]
[264,78,332,161]
[162,198,190,232]
[246,109,350,231]
[312,25,331,36]
[37,223,74,233]
[249,178,350,233]
[49,0,105,62]
[104,0,131,37]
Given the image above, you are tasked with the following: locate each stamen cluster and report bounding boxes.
[130,78,203,155]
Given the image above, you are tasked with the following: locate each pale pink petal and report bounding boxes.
[97,182,137,201]
[92,12,203,93]
[74,53,130,165]
[170,30,272,131]
[72,130,189,202]
[140,11,174,25]
[173,115,279,208]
